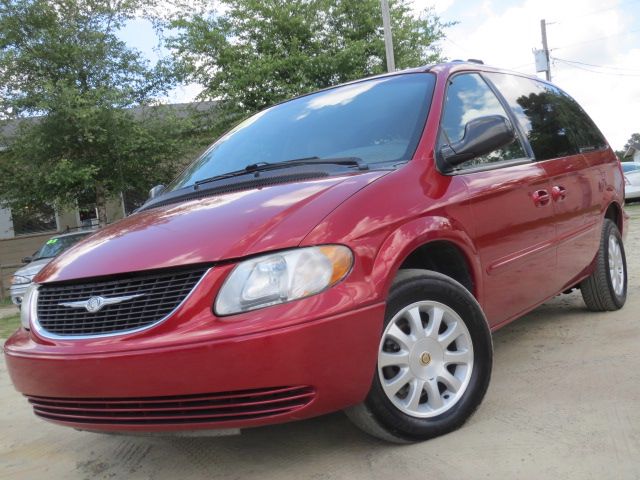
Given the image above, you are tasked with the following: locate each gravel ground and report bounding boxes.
[1,205,639,480]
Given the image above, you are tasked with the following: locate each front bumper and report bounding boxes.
[4,300,385,433]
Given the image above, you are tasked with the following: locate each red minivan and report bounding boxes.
[5,62,627,443]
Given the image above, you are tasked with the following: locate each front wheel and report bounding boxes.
[345,269,493,443]
[581,219,627,311]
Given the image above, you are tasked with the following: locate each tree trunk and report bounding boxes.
[95,184,108,228]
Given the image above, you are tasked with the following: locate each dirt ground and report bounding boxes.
[2,205,640,480]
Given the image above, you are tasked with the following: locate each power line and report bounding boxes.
[553,58,640,77]
[549,0,640,24]
[553,57,640,73]
[554,27,640,50]
[507,62,535,71]
[445,37,473,56]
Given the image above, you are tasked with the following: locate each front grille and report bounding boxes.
[35,266,209,337]
[26,386,315,425]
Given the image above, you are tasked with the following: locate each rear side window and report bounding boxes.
[439,73,527,170]
[485,73,607,161]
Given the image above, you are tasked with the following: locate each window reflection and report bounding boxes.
[486,73,607,161]
[439,73,526,170]
[167,74,436,192]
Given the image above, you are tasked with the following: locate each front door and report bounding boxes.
[438,72,557,327]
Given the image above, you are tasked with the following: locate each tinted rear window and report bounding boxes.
[485,73,607,161]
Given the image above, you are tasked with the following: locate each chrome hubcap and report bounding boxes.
[608,234,625,296]
[377,301,474,418]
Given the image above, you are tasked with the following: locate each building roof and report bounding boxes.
[625,142,640,158]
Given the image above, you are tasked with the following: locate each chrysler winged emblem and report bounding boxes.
[59,294,144,313]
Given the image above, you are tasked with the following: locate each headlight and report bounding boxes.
[20,283,39,330]
[215,245,353,316]
[11,275,31,285]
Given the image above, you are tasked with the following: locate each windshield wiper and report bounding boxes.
[245,156,367,172]
[194,156,367,189]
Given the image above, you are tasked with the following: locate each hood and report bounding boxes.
[37,172,387,283]
[14,258,51,280]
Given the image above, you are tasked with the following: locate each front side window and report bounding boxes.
[167,74,436,192]
[439,73,526,171]
[485,73,607,161]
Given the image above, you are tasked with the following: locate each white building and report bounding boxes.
[625,142,640,162]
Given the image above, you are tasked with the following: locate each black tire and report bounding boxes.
[345,269,492,443]
[581,219,627,311]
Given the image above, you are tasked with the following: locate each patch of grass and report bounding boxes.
[0,313,20,339]
[1,296,13,306]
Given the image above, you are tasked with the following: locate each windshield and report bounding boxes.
[34,233,90,260]
[622,163,640,173]
[167,73,435,191]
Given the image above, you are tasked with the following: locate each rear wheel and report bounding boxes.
[345,269,492,443]
[581,219,627,311]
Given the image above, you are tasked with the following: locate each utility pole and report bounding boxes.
[540,19,551,81]
[381,0,395,72]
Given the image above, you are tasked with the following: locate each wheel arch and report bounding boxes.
[604,201,623,234]
[371,216,483,304]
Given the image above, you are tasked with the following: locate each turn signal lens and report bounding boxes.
[319,245,353,285]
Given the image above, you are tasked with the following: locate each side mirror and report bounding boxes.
[21,256,32,264]
[148,184,165,200]
[440,115,516,170]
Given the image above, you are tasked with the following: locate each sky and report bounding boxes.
[119,0,640,151]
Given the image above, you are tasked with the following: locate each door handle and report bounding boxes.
[532,189,551,207]
[552,185,567,201]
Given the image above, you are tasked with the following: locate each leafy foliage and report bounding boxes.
[0,0,210,223]
[0,0,453,223]
[167,0,452,118]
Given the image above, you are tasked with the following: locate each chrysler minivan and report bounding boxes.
[4,61,627,443]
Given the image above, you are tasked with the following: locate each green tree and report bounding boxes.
[0,0,207,225]
[167,0,451,123]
